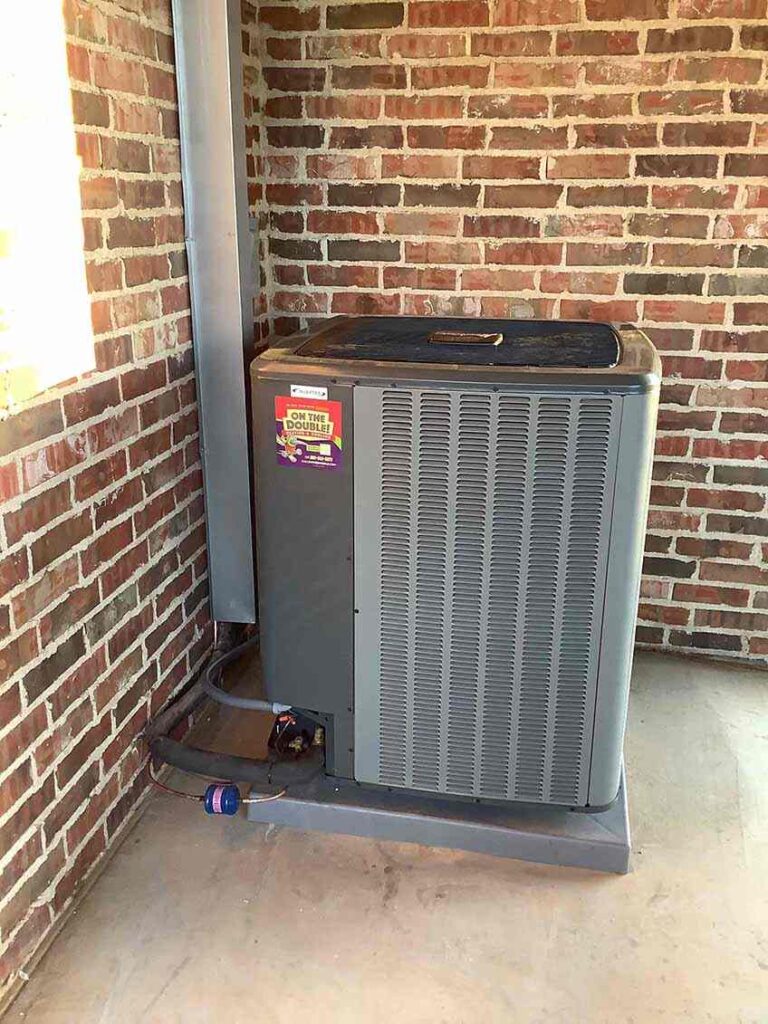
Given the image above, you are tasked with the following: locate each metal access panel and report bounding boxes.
[354,386,621,808]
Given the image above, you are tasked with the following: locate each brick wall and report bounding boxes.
[0,0,212,993]
[243,0,768,664]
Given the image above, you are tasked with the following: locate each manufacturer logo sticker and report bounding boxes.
[290,384,328,400]
[275,395,342,471]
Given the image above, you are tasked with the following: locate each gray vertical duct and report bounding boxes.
[171,0,256,622]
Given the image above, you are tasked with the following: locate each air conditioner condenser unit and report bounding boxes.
[251,317,660,816]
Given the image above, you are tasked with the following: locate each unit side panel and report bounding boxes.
[589,389,659,806]
[253,377,354,775]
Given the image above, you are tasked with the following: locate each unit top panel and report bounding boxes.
[294,317,620,369]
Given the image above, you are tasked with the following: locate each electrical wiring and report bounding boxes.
[149,761,286,805]
[242,789,287,804]
[149,761,203,801]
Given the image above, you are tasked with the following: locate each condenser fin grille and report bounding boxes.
[353,387,620,807]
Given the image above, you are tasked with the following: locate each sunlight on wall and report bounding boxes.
[0,1,94,412]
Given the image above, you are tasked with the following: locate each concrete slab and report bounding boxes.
[6,652,768,1024]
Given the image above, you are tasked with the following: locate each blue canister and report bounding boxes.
[203,784,240,816]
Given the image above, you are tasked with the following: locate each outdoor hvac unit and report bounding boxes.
[252,318,660,811]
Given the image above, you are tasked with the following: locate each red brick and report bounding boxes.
[107,14,156,57]
[495,0,580,23]
[387,34,467,58]
[485,184,562,208]
[575,123,658,149]
[5,481,71,546]
[121,360,167,401]
[67,42,90,82]
[31,511,92,574]
[553,93,633,118]
[462,155,540,180]
[139,391,181,431]
[331,292,403,315]
[462,268,537,291]
[638,602,691,627]
[112,98,161,135]
[561,299,638,321]
[464,215,539,238]
[471,32,549,57]
[39,581,100,648]
[272,292,329,314]
[497,61,579,88]
[80,175,118,209]
[87,408,140,455]
[409,1,489,26]
[270,37,307,60]
[406,240,483,265]
[693,438,768,459]
[408,125,487,150]
[567,242,646,266]
[86,260,123,293]
[547,154,630,179]
[673,583,750,607]
[645,300,725,325]
[305,96,381,120]
[145,66,176,103]
[700,561,768,586]
[63,379,122,427]
[411,65,489,90]
[331,65,404,91]
[308,264,379,288]
[487,242,564,266]
[53,830,106,913]
[383,266,458,290]
[663,121,751,148]
[383,154,459,179]
[674,57,762,84]
[123,254,168,287]
[12,557,79,628]
[307,210,379,235]
[469,93,548,119]
[481,296,555,317]
[385,212,460,236]
[687,488,765,512]
[260,4,320,29]
[680,0,765,14]
[307,153,378,180]
[556,30,639,56]
[99,540,150,599]
[0,401,65,460]
[108,216,156,249]
[639,90,724,117]
[734,304,768,327]
[651,244,734,268]
[107,605,153,663]
[0,905,52,989]
[92,52,145,95]
[586,0,667,16]
[80,520,133,578]
[541,271,619,295]
[75,451,129,502]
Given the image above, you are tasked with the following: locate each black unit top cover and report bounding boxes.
[295,316,620,369]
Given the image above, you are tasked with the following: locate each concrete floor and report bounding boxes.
[7,652,768,1024]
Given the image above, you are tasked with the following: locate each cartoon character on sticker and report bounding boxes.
[277,430,300,462]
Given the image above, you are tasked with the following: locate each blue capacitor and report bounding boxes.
[203,784,240,816]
